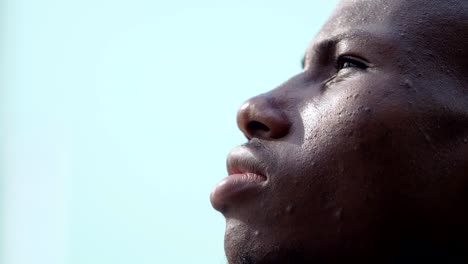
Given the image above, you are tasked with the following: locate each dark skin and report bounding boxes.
[211,0,468,263]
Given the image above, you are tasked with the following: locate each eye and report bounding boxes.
[337,56,368,71]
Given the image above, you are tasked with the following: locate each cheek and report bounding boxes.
[291,76,418,222]
[300,73,413,161]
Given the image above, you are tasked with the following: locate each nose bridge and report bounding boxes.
[236,92,291,140]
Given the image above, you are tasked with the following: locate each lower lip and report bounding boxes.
[210,173,266,211]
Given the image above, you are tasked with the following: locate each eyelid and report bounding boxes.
[336,55,369,70]
[321,55,369,88]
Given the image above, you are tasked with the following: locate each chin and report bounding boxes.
[225,239,311,264]
[223,219,340,264]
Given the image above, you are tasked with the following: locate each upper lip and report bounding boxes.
[226,145,268,179]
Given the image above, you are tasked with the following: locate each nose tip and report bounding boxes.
[236,95,291,140]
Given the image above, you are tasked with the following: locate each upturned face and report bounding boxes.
[211,0,468,263]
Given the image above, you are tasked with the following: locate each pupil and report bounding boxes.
[343,61,353,68]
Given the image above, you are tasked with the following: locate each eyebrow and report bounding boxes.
[302,39,338,69]
[302,29,395,69]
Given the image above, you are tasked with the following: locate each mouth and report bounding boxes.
[210,145,268,212]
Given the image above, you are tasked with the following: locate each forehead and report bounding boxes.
[309,0,468,74]
[319,0,391,35]
[317,0,465,39]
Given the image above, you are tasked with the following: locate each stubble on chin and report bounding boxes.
[228,243,315,264]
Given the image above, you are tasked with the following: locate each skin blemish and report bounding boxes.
[334,208,344,221]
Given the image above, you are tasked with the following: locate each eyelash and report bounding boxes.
[336,56,368,70]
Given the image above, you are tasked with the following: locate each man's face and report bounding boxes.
[211,0,468,263]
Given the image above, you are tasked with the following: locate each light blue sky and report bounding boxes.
[2,1,339,263]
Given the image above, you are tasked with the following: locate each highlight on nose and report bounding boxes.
[236,95,291,140]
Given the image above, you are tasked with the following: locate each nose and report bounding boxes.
[236,94,291,140]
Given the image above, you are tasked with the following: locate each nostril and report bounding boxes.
[237,95,291,140]
[247,121,270,133]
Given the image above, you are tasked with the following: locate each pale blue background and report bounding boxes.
[1,1,338,263]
